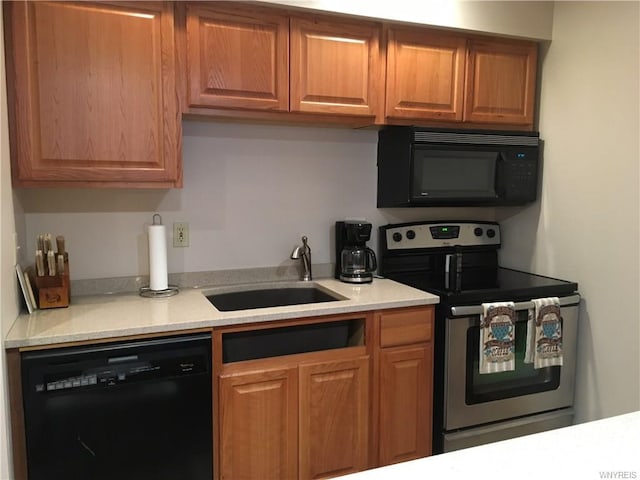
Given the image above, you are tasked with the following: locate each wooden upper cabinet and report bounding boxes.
[290,17,380,116]
[4,1,181,187]
[185,4,289,111]
[385,28,466,122]
[465,38,538,126]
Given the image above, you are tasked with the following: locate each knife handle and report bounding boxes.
[43,233,53,256]
[56,235,65,254]
[47,250,56,276]
[35,250,45,276]
[57,254,65,275]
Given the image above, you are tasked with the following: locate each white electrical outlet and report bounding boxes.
[173,222,189,247]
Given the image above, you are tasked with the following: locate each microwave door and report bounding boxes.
[411,148,499,201]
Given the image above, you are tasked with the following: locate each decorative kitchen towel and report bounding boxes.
[525,297,563,368]
[479,302,516,374]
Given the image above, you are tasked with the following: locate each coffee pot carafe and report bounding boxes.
[335,221,377,283]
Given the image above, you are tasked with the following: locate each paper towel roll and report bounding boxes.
[148,223,168,291]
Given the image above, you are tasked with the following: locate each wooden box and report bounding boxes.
[29,265,70,309]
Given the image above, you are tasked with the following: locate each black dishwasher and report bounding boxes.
[21,333,212,480]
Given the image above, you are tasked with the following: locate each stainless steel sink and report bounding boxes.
[205,283,344,312]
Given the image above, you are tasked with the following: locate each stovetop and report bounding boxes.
[402,267,579,306]
[379,221,578,306]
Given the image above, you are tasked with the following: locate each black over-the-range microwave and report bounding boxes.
[376,126,540,207]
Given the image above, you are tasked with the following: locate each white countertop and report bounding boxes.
[4,278,439,349]
[339,411,640,480]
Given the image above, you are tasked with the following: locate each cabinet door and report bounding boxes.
[379,345,433,465]
[290,17,380,116]
[464,38,538,126]
[4,1,180,187]
[186,4,289,111]
[219,367,298,480]
[299,356,370,479]
[385,28,466,122]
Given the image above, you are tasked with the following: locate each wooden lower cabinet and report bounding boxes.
[379,345,432,465]
[219,367,299,480]
[299,357,370,479]
[218,353,370,480]
[377,306,434,466]
[216,306,434,479]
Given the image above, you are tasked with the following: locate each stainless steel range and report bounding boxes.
[379,221,580,454]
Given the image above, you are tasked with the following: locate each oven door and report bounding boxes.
[444,294,579,431]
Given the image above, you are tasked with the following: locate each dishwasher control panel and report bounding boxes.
[33,354,206,393]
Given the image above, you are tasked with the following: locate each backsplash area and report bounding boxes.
[17,121,495,282]
[70,264,335,297]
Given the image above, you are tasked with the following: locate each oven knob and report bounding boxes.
[474,227,483,237]
[487,228,496,238]
[392,232,403,242]
[406,229,416,240]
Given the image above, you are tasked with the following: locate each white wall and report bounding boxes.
[261,0,555,40]
[500,1,640,423]
[20,121,495,280]
[1,1,20,477]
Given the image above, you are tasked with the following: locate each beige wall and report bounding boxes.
[1,1,20,476]
[261,0,555,40]
[500,1,640,422]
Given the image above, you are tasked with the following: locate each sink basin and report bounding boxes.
[206,284,343,312]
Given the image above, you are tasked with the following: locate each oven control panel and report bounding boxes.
[383,222,501,250]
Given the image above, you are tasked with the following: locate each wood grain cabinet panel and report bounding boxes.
[4,1,181,187]
[379,345,432,465]
[219,367,298,480]
[377,306,434,467]
[299,356,370,480]
[290,17,380,116]
[385,28,466,122]
[465,38,538,126]
[186,4,289,111]
[380,307,433,348]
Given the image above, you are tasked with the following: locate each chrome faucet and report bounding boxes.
[291,236,312,281]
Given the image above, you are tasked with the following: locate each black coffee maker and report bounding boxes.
[335,221,377,283]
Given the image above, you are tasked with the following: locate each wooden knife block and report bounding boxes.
[29,263,70,309]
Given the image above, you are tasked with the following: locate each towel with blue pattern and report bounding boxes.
[480,302,516,374]
[525,297,563,368]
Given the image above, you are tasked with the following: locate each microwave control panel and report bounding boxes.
[503,152,538,200]
[383,222,501,250]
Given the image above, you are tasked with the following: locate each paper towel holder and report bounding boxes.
[140,214,179,298]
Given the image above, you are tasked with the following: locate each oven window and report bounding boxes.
[465,314,561,404]
[412,148,498,199]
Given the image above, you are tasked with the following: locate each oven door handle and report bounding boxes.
[450,294,581,316]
